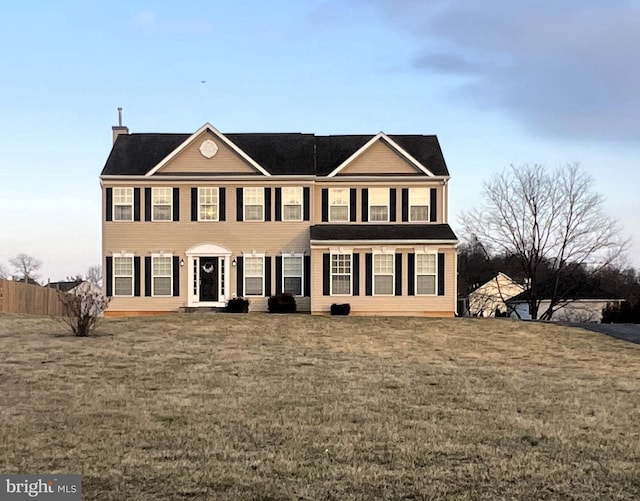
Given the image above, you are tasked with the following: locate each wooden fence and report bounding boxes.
[0,279,65,317]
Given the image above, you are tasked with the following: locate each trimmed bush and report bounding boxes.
[268,293,297,313]
[330,303,350,316]
[227,297,249,313]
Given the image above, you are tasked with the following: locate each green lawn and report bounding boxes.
[1,312,639,500]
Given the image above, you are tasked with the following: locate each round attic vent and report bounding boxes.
[199,139,219,159]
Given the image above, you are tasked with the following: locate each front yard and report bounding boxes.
[1,313,639,499]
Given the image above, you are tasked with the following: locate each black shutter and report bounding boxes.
[408,253,415,296]
[133,188,141,221]
[303,187,310,221]
[322,253,330,296]
[365,253,373,296]
[264,188,271,221]
[191,188,198,221]
[134,256,141,296]
[401,188,409,222]
[430,188,437,222]
[321,189,328,222]
[144,256,152,296]
[236,256,244,296]
[275,256,282,294]
[304,255,311,296]
[144,188,152,221]
[219,187,226,221]
[350,188,357,222]
[275,188,282,221]
[105,188,113,221]
[105,256,113,296]
[438,253,445,296]
[173,256,180,297]
[361,188,369,222]
[265,256,272,296]
[236,188,243,221]
[172,188,180,221]
[395,253,402,296]
[353,253,360,296]
[390,188,397,222]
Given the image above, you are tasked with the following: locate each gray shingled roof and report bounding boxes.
[101,132,449,177]
[310,224,458,241]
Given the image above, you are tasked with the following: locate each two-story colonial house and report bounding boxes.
[101,118,458,316]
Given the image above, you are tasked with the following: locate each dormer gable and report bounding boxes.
[146,123,270,177]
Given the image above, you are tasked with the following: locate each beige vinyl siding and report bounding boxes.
[337,138,423,176]
[310,247,456,316]
[157,131,259,175]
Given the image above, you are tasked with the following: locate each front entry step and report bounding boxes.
[179,306,226,314]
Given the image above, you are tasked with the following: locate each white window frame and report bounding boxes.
[244,254,265,296]
[282,253,304,296]
[369,188,389,222]
[282,187,303,222]
[409,188,430,222]
[415,252,437,296]
[151,254,173,297]
[373,252,395,296]
[198,187,219,222]
[243,187,264,222]
[113,187,133,221]
[329,188,350,222]
[151,187,173,222]
[113,253,134,297]
[330,252,352,296]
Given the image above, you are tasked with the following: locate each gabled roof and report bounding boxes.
[101,127,450,177]
[507,287,621,303]
[310,224,458,242]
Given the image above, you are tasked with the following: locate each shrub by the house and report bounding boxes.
[330,303,350,316]
[226,297,249,313]
[268,293,297,313]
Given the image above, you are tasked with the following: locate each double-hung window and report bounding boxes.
[244,256,264,296]
[198,187,219,221]
[283,255,303,296]
[329,188,349,222]
[113,188,133,221]
[244,188,264,221]
[416,253,437,295]
[331,254,351,295]
[152,188,172,221]
[282,187,302,221]
[374,254,394,295]
[152,255,172,296]
[113,255,134,296]
[369,188,389,222]
[409,188,429,222]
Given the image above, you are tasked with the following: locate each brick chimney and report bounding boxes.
[112,107,129,144]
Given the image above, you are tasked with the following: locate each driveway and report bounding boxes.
[566,323,640,344]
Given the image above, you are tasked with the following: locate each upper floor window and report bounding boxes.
[416,253,437,295]
[113,255,134,296]
[369,188,389,222]
[283,255,303,296]
[329,188,349,222]
[282,187,302,221]
[331,253,351,295]
[152,188,172,221]
[244,256,264,296]
[409,188,429,222]
[244,187,264,221]
[374,253,394,295]
[199,187,219,221]
[152,255,172,296]
[113,188,133,221]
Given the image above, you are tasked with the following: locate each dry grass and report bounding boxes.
[1,312,640,500]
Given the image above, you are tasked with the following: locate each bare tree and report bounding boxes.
[59,284,110,336]
[9,253,42,283]
[0,263,7,279]
[461,163,627,320]
[85,265,102,287]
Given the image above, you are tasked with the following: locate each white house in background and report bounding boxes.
[466,273,525,317]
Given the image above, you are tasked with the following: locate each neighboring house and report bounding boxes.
[465,272,525,317]
[506,289,623,323]
[100,118,458,316]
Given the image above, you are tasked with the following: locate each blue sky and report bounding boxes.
[1,0,639,281]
